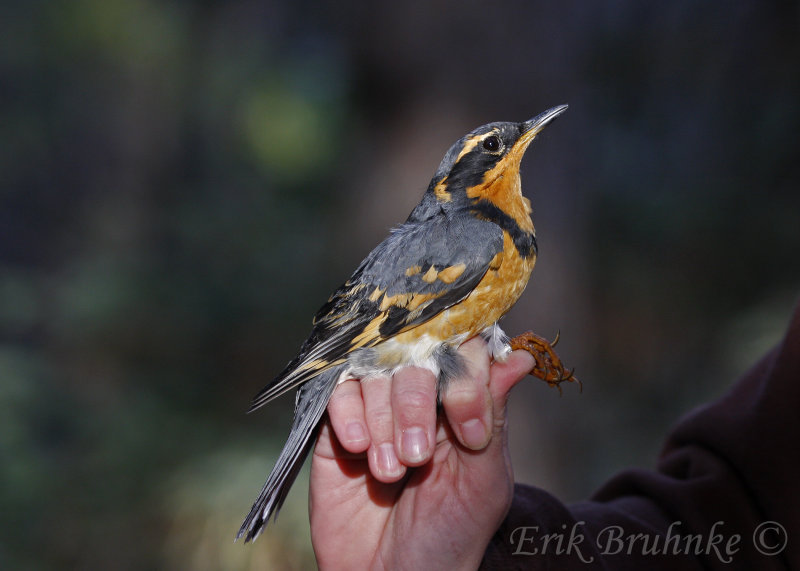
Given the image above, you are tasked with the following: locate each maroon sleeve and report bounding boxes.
[482,303,800,570]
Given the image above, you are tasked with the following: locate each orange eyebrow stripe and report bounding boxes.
[454,135,482,164]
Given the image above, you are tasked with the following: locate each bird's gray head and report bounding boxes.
[407,105,568,222]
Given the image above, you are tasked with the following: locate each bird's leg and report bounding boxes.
[509,331,580,394]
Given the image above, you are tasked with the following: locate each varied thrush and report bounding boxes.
[238,104,577,542]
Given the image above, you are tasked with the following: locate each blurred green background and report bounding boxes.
[1,1,799,569]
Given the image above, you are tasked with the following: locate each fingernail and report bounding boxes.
[401,427,428,463]
[345,421,368,444]
[377,443,402,477]
[460,418,489,449]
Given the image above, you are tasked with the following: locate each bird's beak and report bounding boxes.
[470,104,569,191]
[511,104,569,158]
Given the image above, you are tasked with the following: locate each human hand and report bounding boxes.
[309,337,535,570]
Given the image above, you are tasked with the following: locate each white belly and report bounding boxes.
[338,323,510,383]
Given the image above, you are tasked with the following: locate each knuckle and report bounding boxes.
[395,387,434,411]
[327,390,358,414]
[367,407,394,430]
[329,385,356,404]
[442,385,480,407]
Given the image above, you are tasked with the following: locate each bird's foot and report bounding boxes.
[509,331,581,394]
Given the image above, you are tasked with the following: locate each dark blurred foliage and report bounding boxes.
[1,1,798,568]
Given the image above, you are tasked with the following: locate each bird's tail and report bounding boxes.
[237,366,343,542]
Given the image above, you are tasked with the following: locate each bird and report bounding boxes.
[237,104,576,542]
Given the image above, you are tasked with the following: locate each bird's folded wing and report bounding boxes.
[248,213,504,411]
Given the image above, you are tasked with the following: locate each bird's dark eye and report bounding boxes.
[483,135,501,152]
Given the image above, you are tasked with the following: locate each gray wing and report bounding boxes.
[355,212,504,337]
[248,212,504,411]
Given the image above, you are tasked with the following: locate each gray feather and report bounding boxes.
[237,366,342,542]
[248,212,503,412]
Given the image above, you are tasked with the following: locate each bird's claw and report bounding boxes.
[509,331,581,394]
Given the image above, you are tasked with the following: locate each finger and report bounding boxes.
[313,417,362,463]
[391,366,437,466]
[327,379,370,454]
[441,337,493,450]
[312,416,338,460]
[488,350,535,421]
[361,373,406,482]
